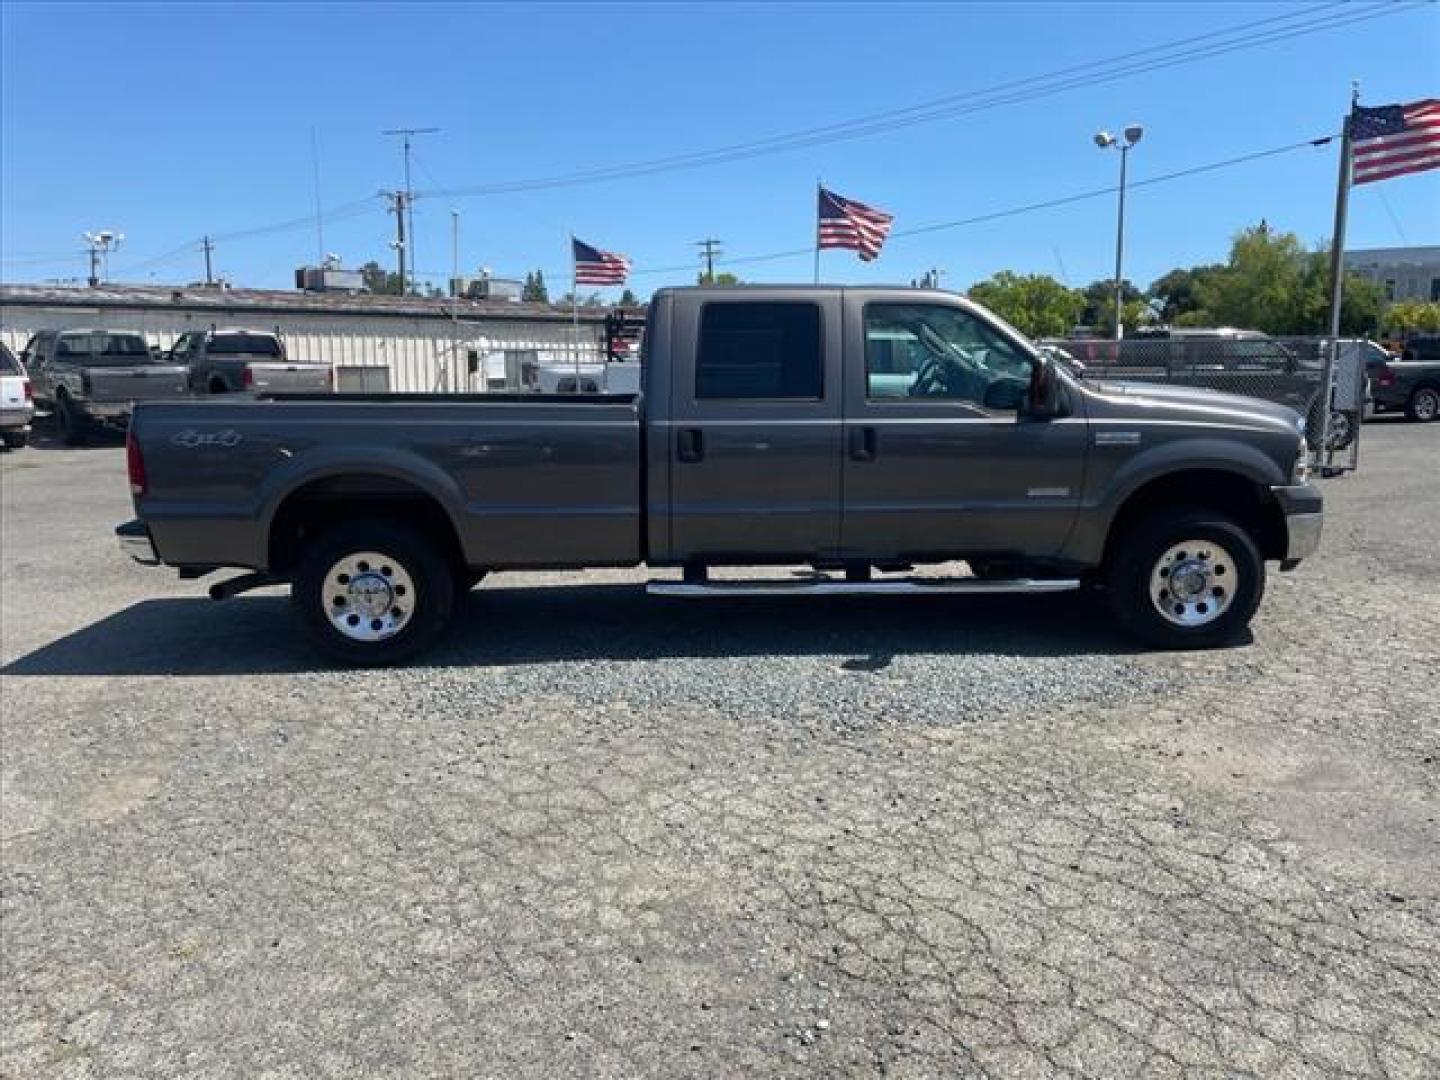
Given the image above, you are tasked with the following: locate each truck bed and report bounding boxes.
[131,394,644,571]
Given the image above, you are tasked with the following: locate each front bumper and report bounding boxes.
[1271,483,1323,564]
[116,519,160,566]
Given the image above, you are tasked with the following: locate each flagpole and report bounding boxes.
[571,234,581,393]
[1326,83,1359,341]
[813,180,823,285]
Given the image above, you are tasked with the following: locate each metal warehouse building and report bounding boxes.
[0,283,607,392]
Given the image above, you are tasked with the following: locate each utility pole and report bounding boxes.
[82,230,123,287]
[382,190,408,291]
[695,238,723,284]
[201,236,215,286]
[383,127,439,294]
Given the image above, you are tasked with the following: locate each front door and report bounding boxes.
[667,295,844,561]
[841,297,1087,561]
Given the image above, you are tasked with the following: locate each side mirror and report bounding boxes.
[1025,355,1063,419]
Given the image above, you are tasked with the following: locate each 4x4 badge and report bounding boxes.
[171,429,242,449]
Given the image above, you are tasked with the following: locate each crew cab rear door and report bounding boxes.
[666,291,844,561]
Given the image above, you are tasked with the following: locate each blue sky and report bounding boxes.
[2,1,1437,296]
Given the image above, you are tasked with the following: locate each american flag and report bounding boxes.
[1349,99,1440,186]
[572,238,631,285]
[817,186,894,262]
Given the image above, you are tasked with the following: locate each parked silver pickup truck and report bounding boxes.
[171,329,332,395]
[118,286,1322,664]
[23,329,190,444]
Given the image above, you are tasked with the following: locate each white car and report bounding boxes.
[0,341,34,449]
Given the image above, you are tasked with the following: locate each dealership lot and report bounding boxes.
[2,422,1436,1078]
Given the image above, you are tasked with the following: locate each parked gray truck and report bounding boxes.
[23,329,190,444]
[171,329,333,395]
[117,286,1322,664]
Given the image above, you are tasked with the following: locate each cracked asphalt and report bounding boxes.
[2,418,1437,1078]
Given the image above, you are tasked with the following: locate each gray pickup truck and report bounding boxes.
[171,329,333,395]
[117,286,1322,664]
[23,329,191,444]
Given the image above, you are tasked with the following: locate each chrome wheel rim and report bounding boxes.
[1149,539,1236,628]
[323,551,414,642]
[1416,390,1439,421]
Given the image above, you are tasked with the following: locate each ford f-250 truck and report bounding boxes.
[117,286,1322,665]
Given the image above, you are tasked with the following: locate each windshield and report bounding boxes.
[57,332,157,366]
[208,333,282,357]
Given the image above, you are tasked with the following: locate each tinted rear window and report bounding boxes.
[0,343,18,374]
[56,333,153,364]
[208,334,282,357]
[696,302,822,399]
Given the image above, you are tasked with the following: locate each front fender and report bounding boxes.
[1063,436,1290,565]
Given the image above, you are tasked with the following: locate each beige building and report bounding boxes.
[0,283,607,392]
[1343,246,1440,304]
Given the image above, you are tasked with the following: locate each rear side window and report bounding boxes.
[57,332,150,358]
[696,302,821,399]
[208,334,282,357]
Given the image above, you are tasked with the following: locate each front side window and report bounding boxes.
[864,303,1033,412]
[696,302,822,400]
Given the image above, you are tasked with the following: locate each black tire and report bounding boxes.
[209,378,230,395]
[291,519,457,666]
[56,396,87,446]
[1103,507,1264,649]
[2,430,28,449]
[1405,385,1440,423]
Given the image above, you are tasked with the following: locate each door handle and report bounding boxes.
[849,426,877,462]
[677,427,704,463]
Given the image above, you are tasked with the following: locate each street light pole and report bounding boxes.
[1095,124,1143,341]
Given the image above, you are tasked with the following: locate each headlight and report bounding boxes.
[1292,441,1310,484]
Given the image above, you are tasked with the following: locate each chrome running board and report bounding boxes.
[646,577,1080,598]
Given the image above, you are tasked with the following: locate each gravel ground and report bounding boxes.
[2,418,1437,1079]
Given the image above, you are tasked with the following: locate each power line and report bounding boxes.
[418,2,1404,200]
[611,134,1337,280]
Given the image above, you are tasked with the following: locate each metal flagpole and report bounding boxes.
[814,180,823,285]
[571,236,581,392]
[1321,83,1360,469]
[1326,83,1360,341]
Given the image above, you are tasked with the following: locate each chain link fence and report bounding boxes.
[1041,334,1371,476]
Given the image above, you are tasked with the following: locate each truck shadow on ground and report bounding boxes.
[0,583,1185,678]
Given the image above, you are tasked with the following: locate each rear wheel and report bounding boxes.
[292,519,456,665]
[1406,386,1439,422]
[1,430,27,450]
[1104,507,1264,649]
[56,396,86,446]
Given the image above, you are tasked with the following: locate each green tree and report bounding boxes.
[1382,300,1440,334]
[966,272,1084,338]
[522,270,549,303]
[1078,278,1142,330]
[618,288,639,307]
[697,271,742,285]
[359,260,404,296]
[1148,265,1223,324]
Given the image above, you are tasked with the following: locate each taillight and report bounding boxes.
[126,429,147,497]
[22,380,32,400]
[241,366,254,389]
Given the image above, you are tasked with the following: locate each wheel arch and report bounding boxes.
[266,469,467,576]
[1102,467,1288,565]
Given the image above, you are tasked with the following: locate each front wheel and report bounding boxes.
[1104,508,1264,649]
[292,519,457,665]
[1406,386,1440,422]
[1,430,27,449]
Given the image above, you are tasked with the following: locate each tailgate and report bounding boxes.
[246,362,331,393]
[87,365,190,402]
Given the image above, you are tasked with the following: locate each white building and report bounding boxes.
[0,283,609,392]
[1343,246,1440,304]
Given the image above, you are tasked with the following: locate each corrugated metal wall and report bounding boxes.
[0,303,605,392]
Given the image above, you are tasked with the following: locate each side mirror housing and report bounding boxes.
[1024,355,1065,419]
